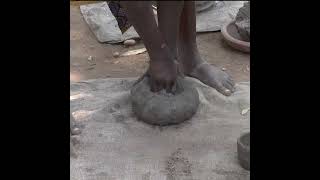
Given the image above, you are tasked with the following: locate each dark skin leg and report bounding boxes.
[157,1,184,61]
[120,1,178,92]
[121,1,235,96]
[178,1,235,96]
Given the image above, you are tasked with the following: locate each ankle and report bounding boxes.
[179,53,203,72]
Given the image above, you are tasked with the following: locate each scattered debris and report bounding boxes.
[86,67,95,70]
[152,5,157,15]
[88,56,93,61]
[113,52,120,58]
[123,39,136,47]
[72,62,81,67]
[246,65,250,71]
[241,108,250,115]
[120,48,147,57]
[152,5,157,10]
[71,128,81,135]
[221,67,227,71]
[114,60,120,64]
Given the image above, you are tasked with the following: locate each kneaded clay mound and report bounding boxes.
[131,77,199,126]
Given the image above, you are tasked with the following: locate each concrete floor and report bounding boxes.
[70,2,250,83]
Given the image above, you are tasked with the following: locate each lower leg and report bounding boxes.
[178,2,201,71]
[157,1,184,60]
[120,1,166,60]
[178,1,235,96]
[120,1,178,92]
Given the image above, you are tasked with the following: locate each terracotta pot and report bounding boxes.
[221,20,250,53]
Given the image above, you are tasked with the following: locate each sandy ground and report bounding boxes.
[70,1,250,83]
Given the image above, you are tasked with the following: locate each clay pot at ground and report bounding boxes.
[221,20,250,53]
[237,132,250,170]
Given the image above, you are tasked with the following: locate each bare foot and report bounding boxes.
[180,52,235,96]
[188,62,235,96]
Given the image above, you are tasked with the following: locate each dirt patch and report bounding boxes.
[166,148,193,180]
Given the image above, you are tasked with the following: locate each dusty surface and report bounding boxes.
[70,77,250,180]
[70,2,250,83]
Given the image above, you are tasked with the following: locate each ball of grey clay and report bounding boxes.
[131,77,199,126]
